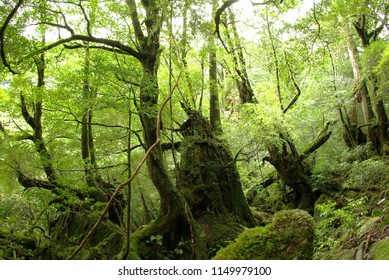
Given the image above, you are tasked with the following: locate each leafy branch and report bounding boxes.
[0,0,24,74]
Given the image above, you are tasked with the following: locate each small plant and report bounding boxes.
[149,235,163,247]
[345,158,389,190]
[315,197,368,251]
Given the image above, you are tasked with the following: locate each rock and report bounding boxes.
[368,239,389,260]
[212,209,314,260]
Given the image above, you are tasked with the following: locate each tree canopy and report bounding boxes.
[0,0,388,260]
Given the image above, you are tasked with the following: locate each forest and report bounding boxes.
[0,0,388,260]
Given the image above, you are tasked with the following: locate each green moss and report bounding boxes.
[251,210,272,226]
[314,248,354,260]
[369,239,389,260]
[197,214,244,258]
[213,209,314,260]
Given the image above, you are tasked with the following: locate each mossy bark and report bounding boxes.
[178,111,256,227]
[267,143,314,213]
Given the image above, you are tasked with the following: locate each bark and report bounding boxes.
[264,121,332,213]
[345,25,373,144]
[179,110,256,227]
[209,0,223,134]
[352,15,389,155]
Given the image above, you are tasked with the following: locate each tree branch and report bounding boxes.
[27,34,143,61]
[251,0,281,5]
[126,0,146,44]
[283,51,301,114]
[20,94,36,129]
[77,0,92,37]
[0,0,24,74]
[300,122,332,160]
[214,0,239,51]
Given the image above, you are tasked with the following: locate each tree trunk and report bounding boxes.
[345,25,373,145]
[266,140,314,213]
[224,9,254,104]
[209,0,223,134]
[352,15,389,155]
[369,75,389,155]
[179,110,256,226]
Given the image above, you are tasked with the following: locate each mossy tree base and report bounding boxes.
[125,111,257,260]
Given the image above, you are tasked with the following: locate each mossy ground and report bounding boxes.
[313,157,389,259]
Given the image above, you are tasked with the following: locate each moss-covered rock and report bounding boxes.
[212,209,314,260]
[369,239,389,259]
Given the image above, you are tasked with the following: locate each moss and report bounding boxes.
[344,158,389,191]
[369,239,389,260]
[197,213,244,258]
[178,112,256,227]
[213,209,314,260]
[314,248,355,260]
[251,210,272,226]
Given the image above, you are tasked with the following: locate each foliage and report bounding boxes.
[344,158,389,190]
[315,197,369,251]
[0,0,388,259]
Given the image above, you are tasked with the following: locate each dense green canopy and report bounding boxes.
[0,0,388,260]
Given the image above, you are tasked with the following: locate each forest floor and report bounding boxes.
[312,156,389,259]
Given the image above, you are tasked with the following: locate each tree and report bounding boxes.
[1,0,388,260]
[1,0,257,259]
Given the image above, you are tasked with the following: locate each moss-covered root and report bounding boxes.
[212,209,314,260]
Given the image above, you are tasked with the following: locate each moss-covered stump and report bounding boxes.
[178,111,256,227]
[213,209,314,260]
